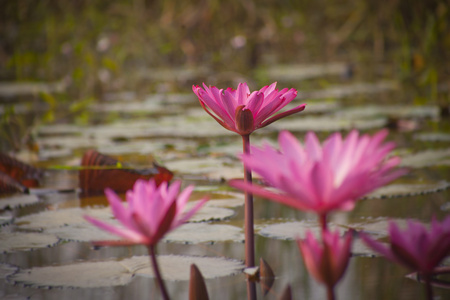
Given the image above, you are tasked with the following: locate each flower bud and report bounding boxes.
[235,105,254,135]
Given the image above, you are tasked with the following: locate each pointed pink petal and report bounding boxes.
[259,104,306,129]
[229,179,311,211]
[84,215,146,243]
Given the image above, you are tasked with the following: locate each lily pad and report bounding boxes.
[9,255,244,288]
[270,115,387,132]
[0,264,17,279]
[17,200,236,234]
[400,148,450,168]
[264,63,349,81]
[334,105,439,119]
[47,222,243,244]
[0,194,39,210]
[348,217,411,238]
[0,231,59,253]
[163,223,244,244]
[165,156,242,180]
[414,132,450,142]
[366,181,450,199]
[186,202,236,222]
[258,221,345,240]
[163,223,245,244]
[15,207,112,231]
[303,81,399,100]
[45,224,122,242]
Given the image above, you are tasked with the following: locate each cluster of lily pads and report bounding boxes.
[77,81,450,300]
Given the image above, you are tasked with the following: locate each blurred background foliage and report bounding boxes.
[0,0,449,105]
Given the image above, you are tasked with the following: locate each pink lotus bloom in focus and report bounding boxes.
[192,82,305,135]
[229,129,406,226]
[360,216,450,276]
[298,230,352,295]
[84,179,208,246]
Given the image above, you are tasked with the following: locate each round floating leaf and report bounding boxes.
[45,223,121,242]
[258,221,345,240]
[0,232,59,253]
[0,194,39,210]
[270,115,387,132]
[163,223,244,244]
[400,148,450,168]
[0,212,13,226]
[0,264,17,278]
[334,105,439,119]
[414,132,450,143]
[9,255,244,288]
[348,217,410,237]
[366,181,450,199]
[15,207,113,231]
[165,157,242,180]
[185,204,235,222]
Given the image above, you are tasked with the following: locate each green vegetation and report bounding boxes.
[1,0,448,97]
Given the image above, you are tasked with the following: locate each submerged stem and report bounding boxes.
[241,134,257,300]
[148,245,170,300]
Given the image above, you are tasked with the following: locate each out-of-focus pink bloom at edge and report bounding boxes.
[229,129,406,215]
[192,82,305,135]
[84,179,208,246]
[298,230,352,287]
[360,216,450,275]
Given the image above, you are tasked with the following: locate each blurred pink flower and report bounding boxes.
[192,82,305,135]
[229,130,406,223]
[360,216,450,275]
[85,179,207,246]
[298,230,352,290]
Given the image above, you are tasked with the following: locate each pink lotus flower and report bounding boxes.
[229,129,406,228]
[84,179,208,246]
[360,216,450,275]
[192,82,305,136]
[298,230,352,295]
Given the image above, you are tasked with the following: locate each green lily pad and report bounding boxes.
[0,264,17,278]
[304,81,399,99]
[366,181,450,199]
[270,115,387,132]
[335,105,439,119]
[15,207,112,231]
[264,63,349,81]
[17,201,236,233]
[400,148,450,168]
[163,223,244,243]
[258,221,345,240]
[48,222,243,244]
[414,132,450,142]
[165,156,242,180]
[0,195,39,210]
[45,224,121,242]
[9,255,244,288]
[348,217,411,237]
[0,231,59,253]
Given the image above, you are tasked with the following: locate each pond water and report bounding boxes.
[1,65,450,299]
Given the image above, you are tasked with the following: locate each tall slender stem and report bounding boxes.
[326,285,336,300]
[242,134,257,300]
[148,245,170,300]
[242,134,255,268]
[320,214,328,231]
[423,274,434,300]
